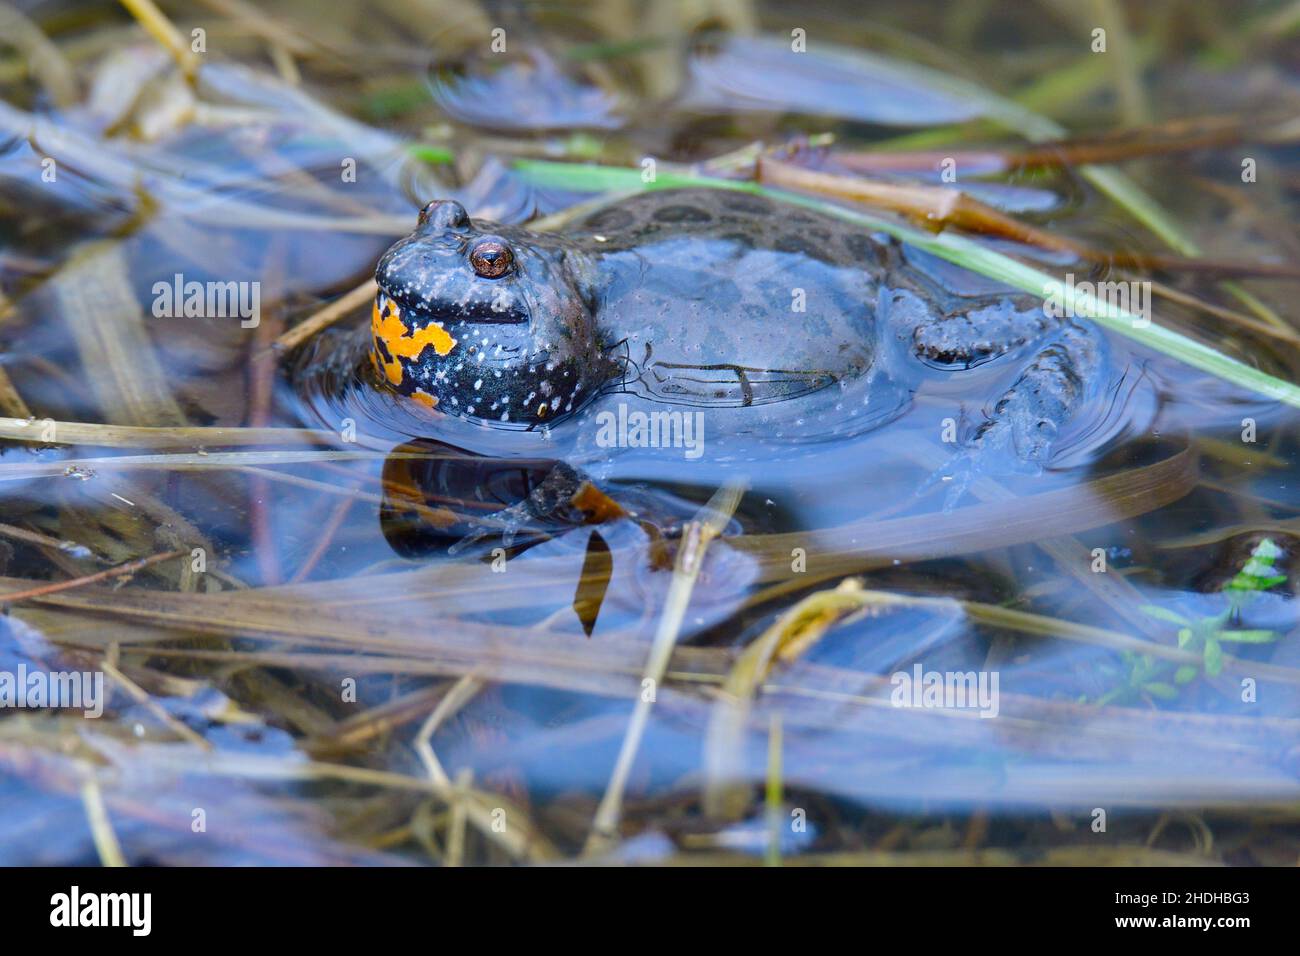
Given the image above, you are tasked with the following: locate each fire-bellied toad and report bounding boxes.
[369,186,1105,510]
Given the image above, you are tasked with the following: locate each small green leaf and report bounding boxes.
[1225,539,1288,596]
[1177,628,1193,648]
[1139,604,1191,626]
[1227,573,1287,593]
[1204,639,1224,676]
[1174,665,1200,684]
[1215,629,1278,644]
[408,144,455,166]
[1143,682,1179,700]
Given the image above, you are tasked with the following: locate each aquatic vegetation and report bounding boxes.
[1130,538,1288,692]
[1089,537,1291,705]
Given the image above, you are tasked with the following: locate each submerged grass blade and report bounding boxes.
[704,578,868,820]
[0,449,426,480]
[765,713,783,868]
[585,480,746,853]
[117,0,199,77]
[80,778,127,867]
[0,2,79,106]
[0,417,340,448]
[53,242,188,427]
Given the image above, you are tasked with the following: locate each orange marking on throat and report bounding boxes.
[371,296,458,387]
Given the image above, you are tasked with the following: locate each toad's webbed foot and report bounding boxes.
[895,288,1104,509]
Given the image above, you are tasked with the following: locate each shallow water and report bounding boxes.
[0,0,1298,865]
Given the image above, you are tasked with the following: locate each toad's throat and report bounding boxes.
[371,293,457,388]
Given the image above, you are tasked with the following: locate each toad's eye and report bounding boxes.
[469,239,513,279]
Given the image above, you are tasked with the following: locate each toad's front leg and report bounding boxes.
[888,288,1106,507]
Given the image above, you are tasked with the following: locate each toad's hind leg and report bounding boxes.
[894,290,1106,507]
